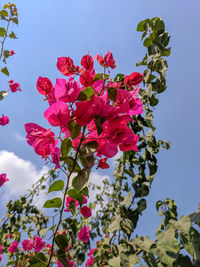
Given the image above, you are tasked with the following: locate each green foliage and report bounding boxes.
[43,197,62,208]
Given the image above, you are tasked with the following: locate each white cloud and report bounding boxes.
[0,150,48,203]
[88,171,110,203]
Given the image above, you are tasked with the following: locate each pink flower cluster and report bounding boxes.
[0,173,9,187]
[22,236,45,253]
[0,115,9,126]
[25,51,143,170]
[64,195,91,217]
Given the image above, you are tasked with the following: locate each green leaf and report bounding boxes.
[73,169,90,191]
[67,188,83,205]
[55,234,68,250]
[48,180,64,193]
[68,121,81,139]
[108,256,121,267]
[3,50,9,59]
[120,191,132,206]
[143,37,152,48]
[181,227,200,260]
[137,20,146,32]
[137,198,147,213]
[29,253,46,265]
[150,94,159,106]
[108,215,121,232]
[1,66,9,76]
[114,73,124,83]
[0,10,8,17]
[94,73,103,81]
[57,249,68,267]
[65,156,81,172]
[133,236,155,253]
[77,87,94,101]
[0,27,6,37]
[108,87,117,101]
[0,90,8,101]
[170,216,191,234]
[61,138,72,158]
[12,17,18,25]
[39,228,49,239]
[43,197,62,208]
[9,31,17,39]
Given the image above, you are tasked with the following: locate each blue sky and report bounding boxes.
[1,0,200,239]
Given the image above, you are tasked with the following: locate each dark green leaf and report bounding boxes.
[67,188,83,205]
[108,87,117,101]
[65,156,81,172]
[94,73,103,81]
[77,87,94,101]
[48,180,64,193]
[9,31,17,39]
[0,27,6,37]
[43,197,62,208]
[68,121,81,139]
[73,169,90,191]
[143,37,152,48]
[61,138,72,158]
[114,73,124,83]
[55,234,68,250]
[12,17,18,25]
[29,253,46,265]
[1,66,9,76]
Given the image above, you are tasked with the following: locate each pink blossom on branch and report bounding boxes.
[22,239,33,251]
[0,114,9,126]
[36,76,53,96]
[97,158,110,169]
[33,236,45,253]
[0,173,9,187]
[124,72,143,88]
[78,226,90,243]
[8,80,21,93]
[9,50,15,56]
[97,51,116,69]
[57,57,79,76]
[24,123,57,157]
[81,53,94,70]
[80,206,92,218]
[8,240,18,253]
[44,101,70,127]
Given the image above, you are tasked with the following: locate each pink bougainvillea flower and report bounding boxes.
[80,206,92,218]
[74,95,108,126]
[33,236,45,253]
[25,123,57,157]
[97,51,116,69]
[50,146,61,170]
[9,50,15,56]
[8,240,18,253]
[44,101,70,127]
[57,57,79,76]
[36,76,53,96]
[0,173,9,187]
[87,248,96,257]
[67,256,75,267]
[22,239,33,251]
[54,78,81,103]
[78,226,90,243]
[124,72,143,88]
[79,69,95,87]
[118,131,139,152]
[81,53,94,70]
[97,158,109,169]
[64,196,79,212]
[86,256,94,266]
[0,255,2,262]
[0,244,3,254]
[9,80,21,93]
[0,114,9,126]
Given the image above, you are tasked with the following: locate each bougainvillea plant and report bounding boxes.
[0,12,200,267]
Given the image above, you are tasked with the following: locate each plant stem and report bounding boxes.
[47,126,86,266]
